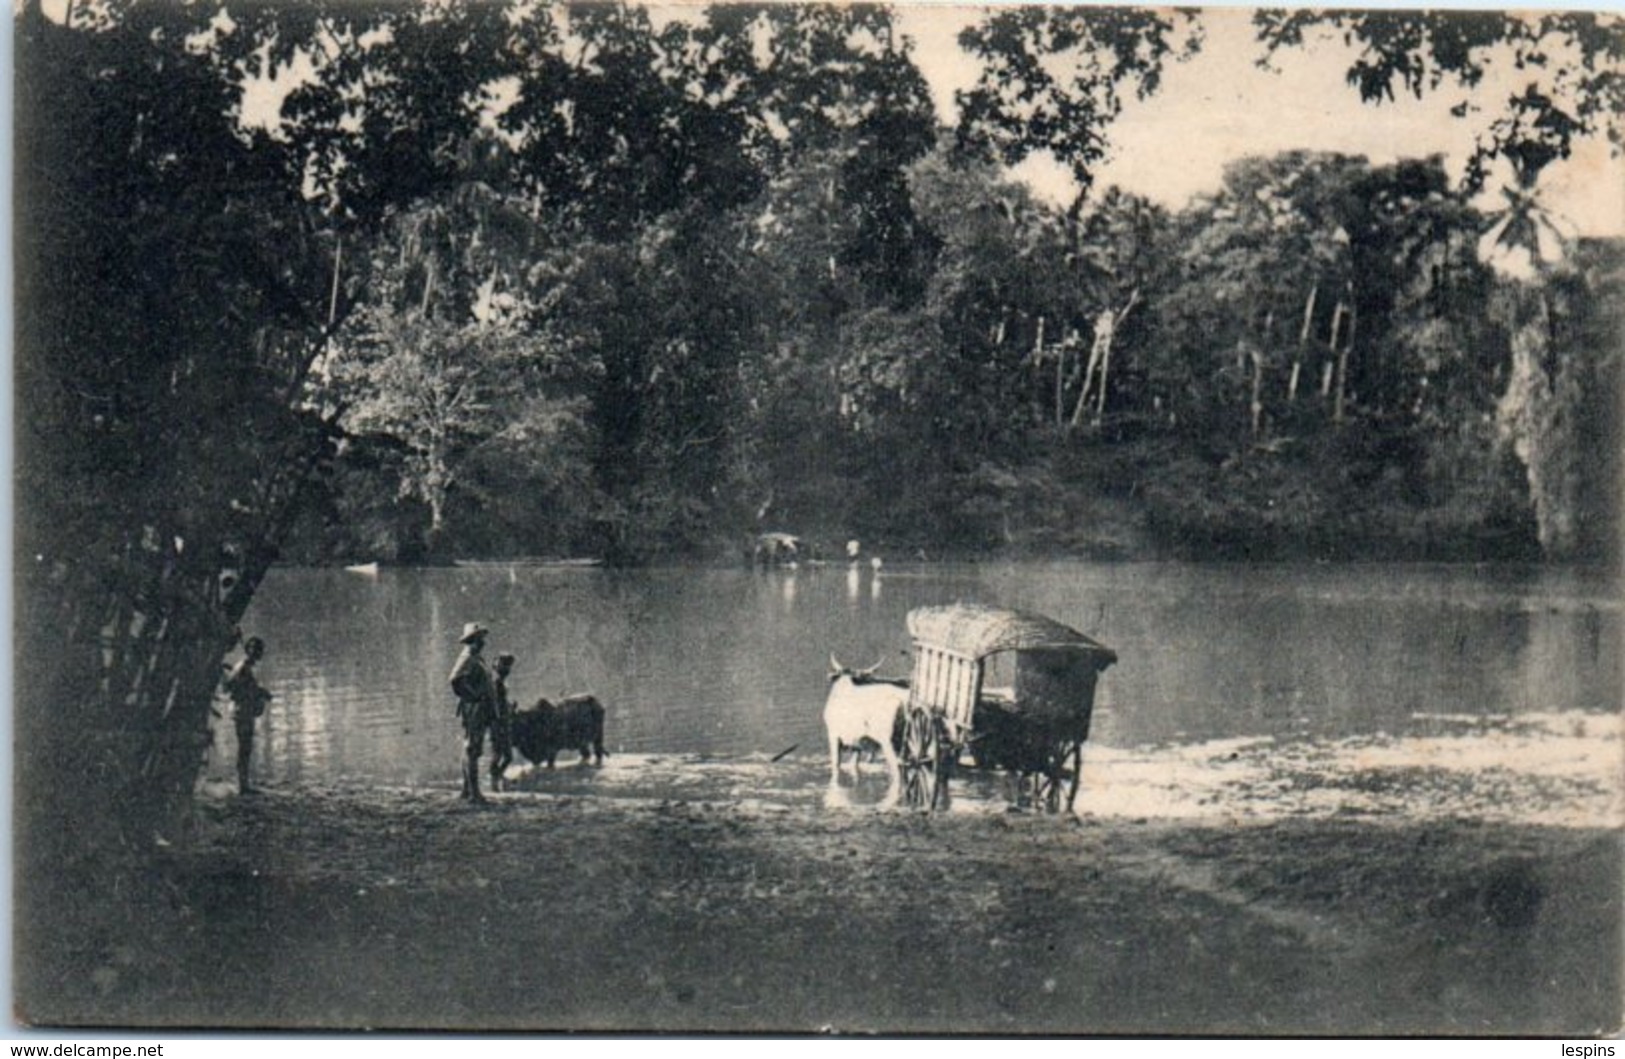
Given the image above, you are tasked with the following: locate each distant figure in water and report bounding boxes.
[489,653,517,792]
[449,622,498,804]
[223,636,272,795]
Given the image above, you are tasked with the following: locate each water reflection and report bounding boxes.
[219,561,1621,789]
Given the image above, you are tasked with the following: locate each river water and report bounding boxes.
[217,561,1620,791]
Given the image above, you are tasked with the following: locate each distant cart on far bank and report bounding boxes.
[750,532,807,566]
[899,603,1118,813]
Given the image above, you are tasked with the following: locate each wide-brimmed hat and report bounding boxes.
[459,622,489,644]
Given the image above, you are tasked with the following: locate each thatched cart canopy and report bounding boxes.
[906,603,1117,667]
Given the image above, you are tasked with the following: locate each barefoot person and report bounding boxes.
[223,636,272,795]
[489,653,517,792]
[449,623,498,803]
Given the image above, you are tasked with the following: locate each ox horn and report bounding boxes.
[856,658,884,678]
[829,652,844,675]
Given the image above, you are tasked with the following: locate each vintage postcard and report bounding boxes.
[12,0,1622,1037]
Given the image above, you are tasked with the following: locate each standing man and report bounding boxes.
[489,653,516,792]
[223,636,272,795]
[449,622,497,803]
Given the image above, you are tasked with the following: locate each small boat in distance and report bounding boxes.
[343,562,381,576]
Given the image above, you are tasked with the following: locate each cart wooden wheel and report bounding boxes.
[1026,738,1082,814]
[900,706,949,811]
[1064,740,1084,812]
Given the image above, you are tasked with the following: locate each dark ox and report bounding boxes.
[512,694,608,769]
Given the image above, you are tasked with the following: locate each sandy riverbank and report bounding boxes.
[16,712,1624,1034]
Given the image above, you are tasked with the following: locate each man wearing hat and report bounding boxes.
[448,622,498,803]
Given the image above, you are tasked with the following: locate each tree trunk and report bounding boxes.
[1034,316,1061,428]
[1071,291,1137,430]
[1094,319,1114,423]
[1255,308,1274,436]
[1497,290,1580,557]
[429,488,446,541]
[19,406,333,864]
[1250,348,1264,437]
[426,437,449,547]
[327,234,344,328]
[1322,302,1345,400]
[1334,302,1356,424]
[1290,284,1316,402]
[1071,312,1108,429]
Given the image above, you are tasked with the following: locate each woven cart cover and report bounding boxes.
[906,603,1117,667]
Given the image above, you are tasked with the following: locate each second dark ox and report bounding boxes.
[511,694,608,769]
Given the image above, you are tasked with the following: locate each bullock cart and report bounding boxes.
[899,604,1117,813]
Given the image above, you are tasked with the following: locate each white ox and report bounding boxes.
[823,654,908,807]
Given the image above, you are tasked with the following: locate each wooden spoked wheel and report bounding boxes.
[1024,739,1083,814]
[1064,740,1084,812]
[900,706,950,811]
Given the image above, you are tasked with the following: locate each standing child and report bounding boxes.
[490,653,516,791]
[223,636,272,795]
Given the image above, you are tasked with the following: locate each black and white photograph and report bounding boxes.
[11,0,1623,1036]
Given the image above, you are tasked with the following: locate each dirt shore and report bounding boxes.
[16,714,1624,1035]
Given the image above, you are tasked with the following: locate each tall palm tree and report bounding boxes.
[1477,177,1576,279]
[1474,92,1581,280]
[1482,148,1584,557]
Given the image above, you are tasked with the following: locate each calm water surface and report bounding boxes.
[220,561,1621,789]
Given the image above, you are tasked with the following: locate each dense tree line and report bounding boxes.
[292,143,1621,565]
[262,5,1622,566]
[14,1,1622,872]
